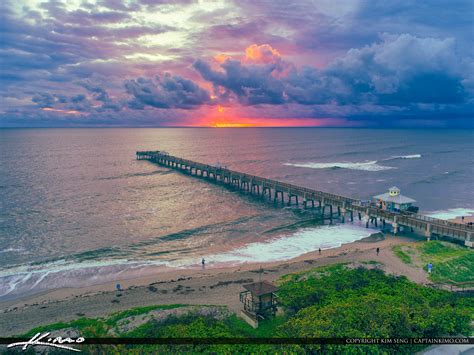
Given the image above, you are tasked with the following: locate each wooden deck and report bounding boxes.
[137,150,473,247]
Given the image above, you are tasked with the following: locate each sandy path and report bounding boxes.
[376,245,428,284]
[0,235,426,336]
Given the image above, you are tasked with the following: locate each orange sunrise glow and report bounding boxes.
[214,54,231,64]
[208,119,329,127]
[188,116,345,128]
[183,104,347,127]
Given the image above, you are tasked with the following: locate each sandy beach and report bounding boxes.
[0,234,427,336]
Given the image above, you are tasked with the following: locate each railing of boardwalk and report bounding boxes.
[137,151,473,241]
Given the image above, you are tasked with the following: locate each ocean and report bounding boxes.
[1,128,473,300]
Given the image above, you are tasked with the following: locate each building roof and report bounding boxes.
[373,192,416,204]
[243,281,278,296]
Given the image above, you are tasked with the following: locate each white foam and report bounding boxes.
[0,274,32,298]
[0,223,379,299]
[284,153,422,172]
[284,161,394,172]
[387,154,422,160]
[0,258,170,300]
[0,247,25,254]
[0,258,133,278]
[204,223,378,265]
[426,208,474,220]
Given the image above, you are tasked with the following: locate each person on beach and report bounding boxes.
[116,283,121,291]
[202,258,205,269]
[318,248,321,255]
[376,247,380,256]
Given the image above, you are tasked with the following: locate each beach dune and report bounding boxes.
[0,234,426,336]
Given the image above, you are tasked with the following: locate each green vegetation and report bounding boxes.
[419,240,469,261]
[361,260,382,265]
[24,304,186,338]
[392,245,412,264]
[120,313,288,353]
[392,241,474,284]
[428,253,474,284]
[427,242,474,284]
[105,304,185,326]
[15,264,473,354]
[277,265,471,351]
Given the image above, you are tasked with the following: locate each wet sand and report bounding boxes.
[0,234,426,336]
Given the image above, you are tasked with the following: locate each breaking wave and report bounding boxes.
[205,223,378,265]
[0,223,378,301]
[284,153,421,172]
[426,208,474,220]
[0,258,170,301]
[384,154,422,160]
[284,161,394,172]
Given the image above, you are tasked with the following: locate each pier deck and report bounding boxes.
[137,150,473,247]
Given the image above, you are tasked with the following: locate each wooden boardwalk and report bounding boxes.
[137,151,473,247]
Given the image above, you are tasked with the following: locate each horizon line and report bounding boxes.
[0,126,471,129]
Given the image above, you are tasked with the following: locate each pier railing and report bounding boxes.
[136,150,473,246]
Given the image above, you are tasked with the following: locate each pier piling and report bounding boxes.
[136,151,474,247]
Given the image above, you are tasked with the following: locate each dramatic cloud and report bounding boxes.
[32,92,92,112]
[193,59,286,105]
[32,93,65,108]
[0,0,472,127]
[125,73,211,109]
[78,81,111,102]
[194,36,470,109]
[244,44,282,64]
[291,34,469,106]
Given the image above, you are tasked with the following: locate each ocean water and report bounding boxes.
[0,128,473,300]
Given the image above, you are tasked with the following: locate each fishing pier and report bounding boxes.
[137,150,473,247]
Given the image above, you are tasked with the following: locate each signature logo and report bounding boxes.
[7,332,85,352]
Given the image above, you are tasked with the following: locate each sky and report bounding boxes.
[1,0,473,127]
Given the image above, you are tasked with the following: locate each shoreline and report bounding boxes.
[0,229,388,305]
[0,233,427,336]
[0,221,383,302]
[1,207,470,305]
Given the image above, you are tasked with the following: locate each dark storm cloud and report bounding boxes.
[78,81,110,102]
[124,73,211,109]
[294,34,469,106]
[32,91,92,111]
[1,0,473,127]
[193,59,286,105]
[77,80,123,111]
[194,35,471,110]
[32,93,63,107]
